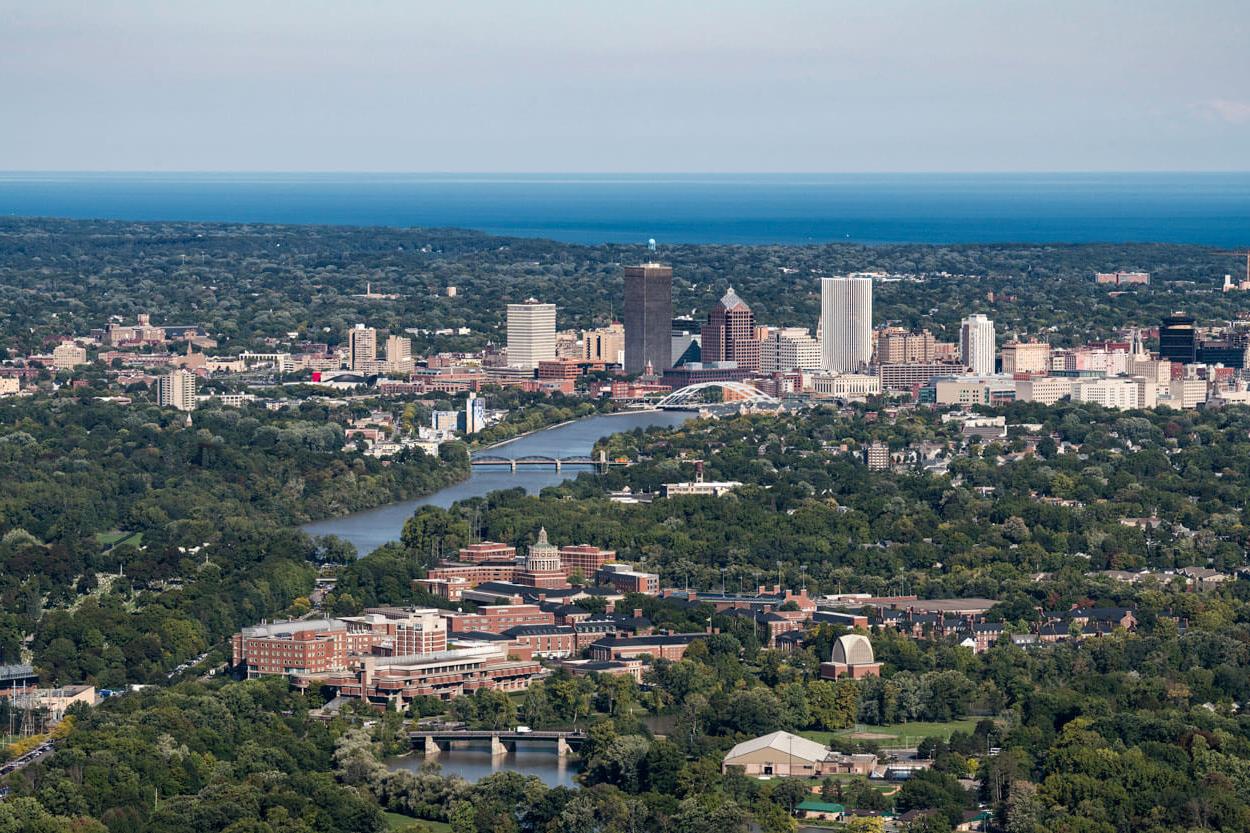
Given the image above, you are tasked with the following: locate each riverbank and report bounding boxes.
[301,410,691,556]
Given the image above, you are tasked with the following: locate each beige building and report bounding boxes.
[157,368,197,412]
[820,634,881,680]
[507,300,557,370]
[722,731,833,778]
[51,341,89,369]
[17,685,97,721]
[582,323,625,365]
[878,329,936,363]
[1016,376,1073,405]
[348,325,378,371]
[1000,341,1050,374]
[0,377,19,395]
[386,335,413,373]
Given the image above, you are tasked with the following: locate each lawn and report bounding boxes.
[801,717,985,747]
[383,812,451,832]
[96,530,143,549]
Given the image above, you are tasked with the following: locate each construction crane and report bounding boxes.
[1212,248,1250,288]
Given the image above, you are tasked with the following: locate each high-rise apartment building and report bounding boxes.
[624,264,673,374]
[999,341,1050,375]
[877,330,936,364]
[157,368,197,412]
[348,324,377,371]
[700,288,759,371]
[820,276,873,373]
[582,322,625,365]
[385,335,413,372]
[506,299,557,370]
[1159,314,1197,364]
[960,315,996,375]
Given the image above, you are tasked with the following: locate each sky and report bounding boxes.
[1,0,1247,172]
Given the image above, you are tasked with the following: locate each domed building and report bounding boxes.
[514,528,569,589]
[820,633,881,679]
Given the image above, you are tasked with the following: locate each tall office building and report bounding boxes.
[1159,314,1197,364]
[960,314,996,375]
[624,263,673,374]
[348,324,377,371]
[157,368,197,412]
[700,288,759,371]
[506,299,557,370]
[820,276,873,373]
[582,322,625,365]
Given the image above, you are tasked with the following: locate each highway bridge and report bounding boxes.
[409,729,587,757]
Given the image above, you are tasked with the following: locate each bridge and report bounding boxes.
[654,381,780,410]
[470,449,618,472]
[410,729,587,757]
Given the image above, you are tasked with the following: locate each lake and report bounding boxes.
[5,171,1250,246]
[301,410,690,556]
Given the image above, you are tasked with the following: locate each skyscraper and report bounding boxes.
[1159,314,1197,364]
[624,263,673,374]
[507,299,557,370]
[700,287,759,371]
[960,314,996,375]
[820,276,873,373]
[348,324,377,371]
[157,368,197,412]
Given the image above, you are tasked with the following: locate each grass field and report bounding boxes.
[96,530,143,549]
[801,718,984,747]
[383,812,451,832]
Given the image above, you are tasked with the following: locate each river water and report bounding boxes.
[384,746,581,788]
[301,410,691,556]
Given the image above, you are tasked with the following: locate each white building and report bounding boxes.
[820,276,873,373]
[759,327,821,372]
[1073,377,1146,409]
[506,300,557,370]
[959,315,996,375]
[157,368,198,412]
[807,373,882,398]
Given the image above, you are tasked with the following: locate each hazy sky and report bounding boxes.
[2,0,1247,172]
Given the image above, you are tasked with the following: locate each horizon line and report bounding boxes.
[3,169,1250,177]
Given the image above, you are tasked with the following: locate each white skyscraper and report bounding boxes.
[960,314,996,375]
[820,276,873,373]
[507,299,557,370]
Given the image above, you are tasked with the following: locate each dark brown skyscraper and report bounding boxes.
[700,287,759,371]
[624,263,673,374]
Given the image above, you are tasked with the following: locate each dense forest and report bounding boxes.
[1,218,1247,358]
[0,394,468,684]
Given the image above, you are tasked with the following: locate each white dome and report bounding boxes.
[832,634,874,666]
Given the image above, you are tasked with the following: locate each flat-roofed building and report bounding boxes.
[1000,341,1050,374]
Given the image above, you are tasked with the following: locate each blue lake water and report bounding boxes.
[2,171,1249,246]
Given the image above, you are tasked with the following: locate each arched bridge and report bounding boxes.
[654,381,780,410]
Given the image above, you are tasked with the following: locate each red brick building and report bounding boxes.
[442,604,554,634]
[457,542,517,563]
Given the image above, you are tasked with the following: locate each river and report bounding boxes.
[301,410,691,556]
[384,746,581,788]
